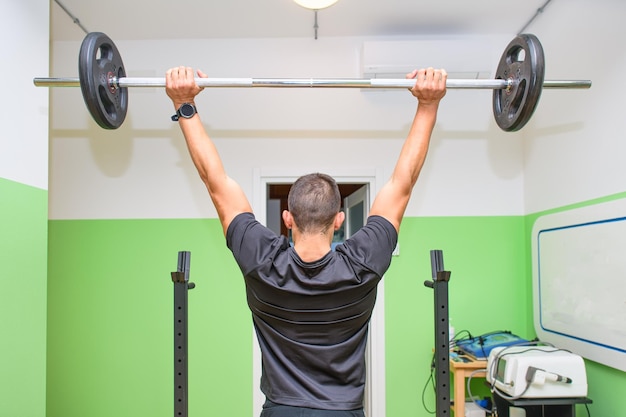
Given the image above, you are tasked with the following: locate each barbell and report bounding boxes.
[33,32,591,132]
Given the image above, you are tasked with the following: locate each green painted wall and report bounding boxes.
[386,216,528,416]
[47,211,624,417]
[0,178,48,417]
[47,216,527,417]
[46,219,251,417]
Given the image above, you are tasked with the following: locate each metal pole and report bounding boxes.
[424,250,452,417]
[171,251,195,417]
[53,0,89,34]
[32,76,592,89]
[518,0,553,34]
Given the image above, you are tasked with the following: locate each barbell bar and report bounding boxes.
[33,76,591,90]
[33,31,591,132]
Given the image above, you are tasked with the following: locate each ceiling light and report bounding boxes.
[293,0,340,10]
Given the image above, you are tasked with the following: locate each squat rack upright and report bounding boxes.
[424,250,453,417]
[171,251,195,417]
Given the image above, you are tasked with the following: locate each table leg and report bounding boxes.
[454,369,466,417]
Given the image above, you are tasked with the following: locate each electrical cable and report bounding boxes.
[420,352,437,414]
[487,342,578,402]
[485,340,554,387]
[449,329,473,350]
[466,368,493,413]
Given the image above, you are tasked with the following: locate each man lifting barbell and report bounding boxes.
[165,65,446,417]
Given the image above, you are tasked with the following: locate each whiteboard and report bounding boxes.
[532,199,626,372]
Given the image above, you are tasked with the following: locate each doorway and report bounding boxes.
[266,183,367,241]
[253,169,386,417]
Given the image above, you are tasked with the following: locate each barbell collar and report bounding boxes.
[32,76,592,90]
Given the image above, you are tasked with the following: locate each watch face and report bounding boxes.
[180,103,195,118]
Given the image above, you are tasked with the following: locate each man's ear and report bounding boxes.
[282,210,293,229]
[334,211,346,231]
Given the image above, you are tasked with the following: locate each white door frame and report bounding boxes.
[251,167,386,417]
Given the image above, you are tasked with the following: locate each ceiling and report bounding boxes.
[51,0,551,42]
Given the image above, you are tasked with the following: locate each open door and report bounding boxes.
[343,185,369,239]
[258,174,385,417]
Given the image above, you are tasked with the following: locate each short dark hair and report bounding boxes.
[287,173,341,234]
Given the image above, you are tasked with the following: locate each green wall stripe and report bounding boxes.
[0,178,48,417]
[46,219,251,417]
[385,216,527,416]
[47,209,624,417]
[47,215,526,417]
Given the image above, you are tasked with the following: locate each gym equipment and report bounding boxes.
[424,250,452,417]
[171,251,195,417]
[33,32,591,131]
[493,34,545,132]
[77,32,127,129]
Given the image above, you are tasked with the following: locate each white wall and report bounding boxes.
[48,4,624,219]
[1,1,49,189]
[523,0,626,213]
[49,34,526,220]
[1,3,49,417]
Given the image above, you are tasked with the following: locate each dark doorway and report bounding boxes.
[267,183,366,238]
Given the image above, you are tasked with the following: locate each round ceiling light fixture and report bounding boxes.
[293,0,340,10]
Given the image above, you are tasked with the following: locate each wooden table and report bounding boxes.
[450,355,487,417]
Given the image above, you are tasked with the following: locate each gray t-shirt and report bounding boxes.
[226,212,397,410]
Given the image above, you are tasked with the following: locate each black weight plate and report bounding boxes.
[492,34,545,132]
[78,32,128,129]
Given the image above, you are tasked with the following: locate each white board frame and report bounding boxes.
[532,198,626,372]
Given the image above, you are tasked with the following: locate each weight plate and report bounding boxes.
[492,34,545,132]
[78,32,128,129]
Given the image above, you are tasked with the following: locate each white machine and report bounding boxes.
[486,345,587,398]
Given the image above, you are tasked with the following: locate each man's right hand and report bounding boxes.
[165,66,208,108]
[406,67,447,105]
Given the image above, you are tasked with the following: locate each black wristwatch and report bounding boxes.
[171,103,197,121]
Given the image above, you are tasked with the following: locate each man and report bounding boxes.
[166,66,447,417]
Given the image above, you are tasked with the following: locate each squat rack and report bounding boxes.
[169,249,453,417]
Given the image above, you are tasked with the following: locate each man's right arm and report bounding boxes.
[166,66,252,235]
[369,68,447,232]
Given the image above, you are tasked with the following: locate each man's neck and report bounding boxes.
[293,233,332,262]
